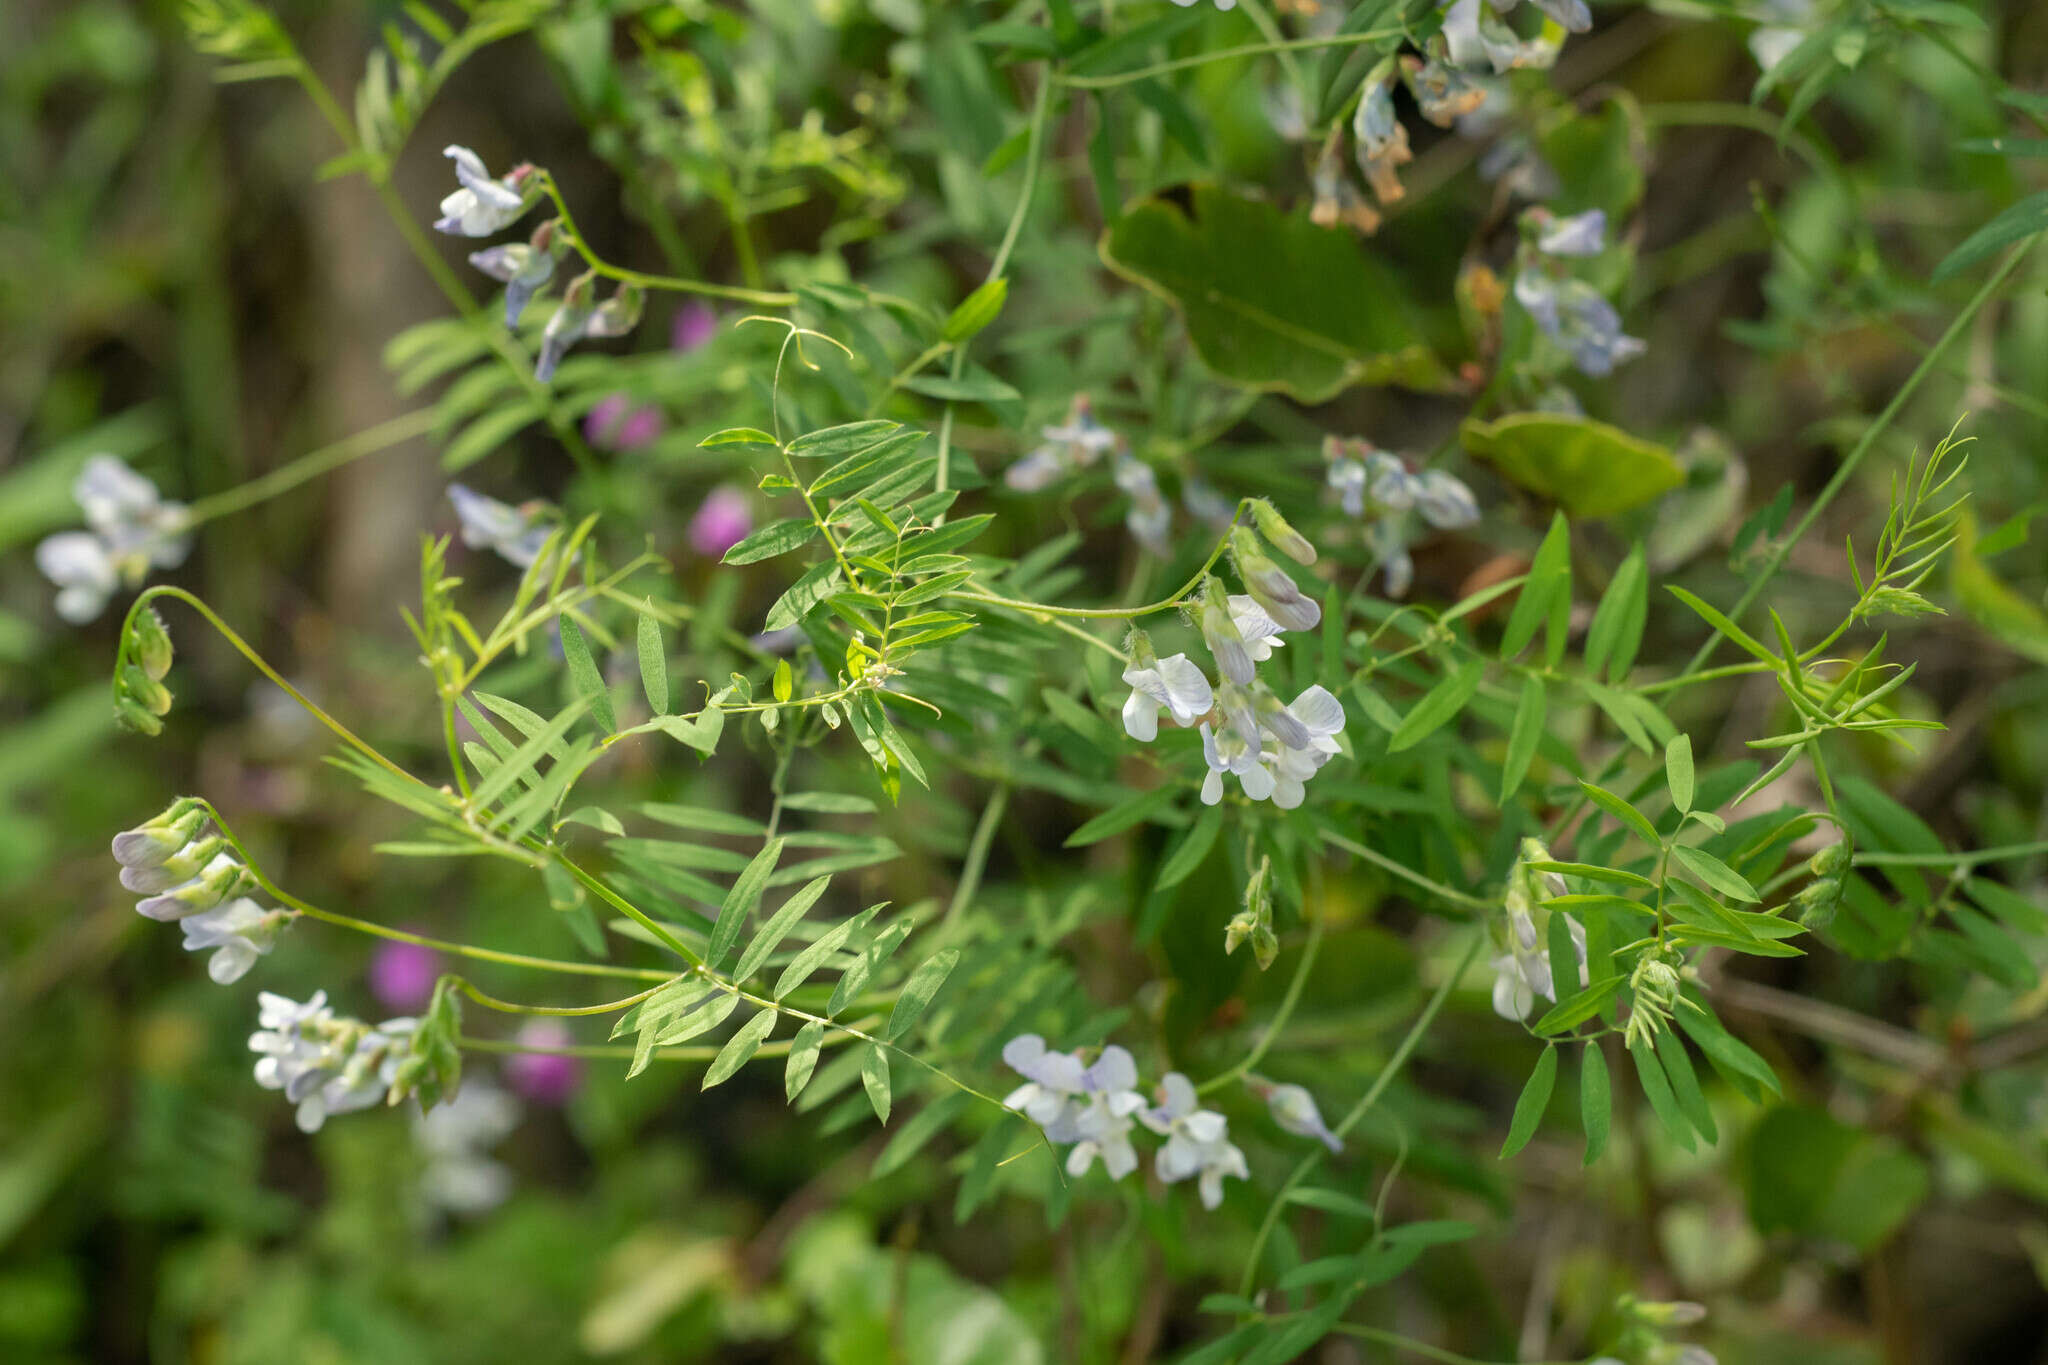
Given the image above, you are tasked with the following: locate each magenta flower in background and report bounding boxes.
[506,1020,583,1105]
[583,394,664,451]
[671,299,718,352]
[369,938,442,1014]
[688,486,753,559]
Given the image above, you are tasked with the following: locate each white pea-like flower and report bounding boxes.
[119,835,226,894]
[35,456,191,623]
[1002,1036,1147,1180]
[1121,633,1215,743]
[1199,722,1277,805]
[1141,1073,1249,1210]
[448,484,554,569]
[1229,595,1286,664]
[434,146,532,237]
[180,897,288,984]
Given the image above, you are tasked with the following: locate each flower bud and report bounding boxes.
[121,835,225,894]
[1197,577,1255,686]
[1250,499,1316,566]
[136,852,248,921]
[536,272,597,382]
[1809,841,1851,878]
[1631,1299,1709,1327]
[112,802,205,868]
[588,282,645,339]
[131,606,174,681]
[121,664,172,717]
[115,697,164,736]
[1231,528,1321,632]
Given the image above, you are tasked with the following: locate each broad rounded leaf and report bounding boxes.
[1462,413,1683,518]
[1099,184,1451,402]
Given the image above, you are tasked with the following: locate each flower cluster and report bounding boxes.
[1116,505,1348,808]
[1323,437,1482,598]
[434,145,643,380]
[36,456,191,624]
[1002,1037,1345,1209]
[1490,839,1588,1021]
[250,990,417,1133]
[1005,397,1221,555]
[1512,206,1646,378]
[111,801,288,983]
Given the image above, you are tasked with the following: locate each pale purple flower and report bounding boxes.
[1514,272,1646,377]
[506,1020,584,1104]
[671,300,719,352]
[583,394,664,451]
[448,484,554,569]
[415,1077,521,1214]
[1534,208,1608,258]
[370,939,443,1014]
[36,456,191,622]
[688,486,754,559]
[181,897,287,984]
[1139,1072,1249,1209]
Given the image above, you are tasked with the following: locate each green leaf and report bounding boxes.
[1628,1036,1697,1152]
[442,400,543,472]
[942,278,1010,342]
[785,1020,825,1101]
[886,949,961,1041]
[733,875,833,982]
[703,1008,777,1088]
[1670,843,1760,903]
[1654,1029,1718,1144]
[1531,861,1655,889]
[723,517,820,566]
[1581,1044,1611,1165]
[1667,585,1778,664]
[1098,184,1450,402]
[1534,974,1627,1035]
[775,905,883,1000]
[1461,415,1683,519]
[1931,189,2048,283]
[1156,804,1224,889]
[1675,998,1780,1099]
[636,607,668,715]
[1065,783,1185,847]
[699,426,779,448]
[1501,512,1571,661]
[786,419,902,460]
[557,616,615,734]
[1388,659,1486,753]
[467,696,589,813]
[1500,1046,1558,1158]
[1500,674,1546,803]
[708,838,785,971]
[1664,734,1696,814]
[1585,544,1648,680]
[765,563,842,631]
[860,1042,892,1124]
[1579,782,1662,849]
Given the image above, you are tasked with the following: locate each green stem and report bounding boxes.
[1057,27,1404,89]
[1198,910,1324,1096]
[537,173,796,305]
[183,410,436,524]
[452,978,667,1016]
[1235,933,1483,1299]
[1319,830,1491,913]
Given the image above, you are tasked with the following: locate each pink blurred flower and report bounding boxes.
[506,1020,584,1105]
[671,300,718,352]
[583,394,664,451]
[369,939,442,1014]
[688,486,753,559]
